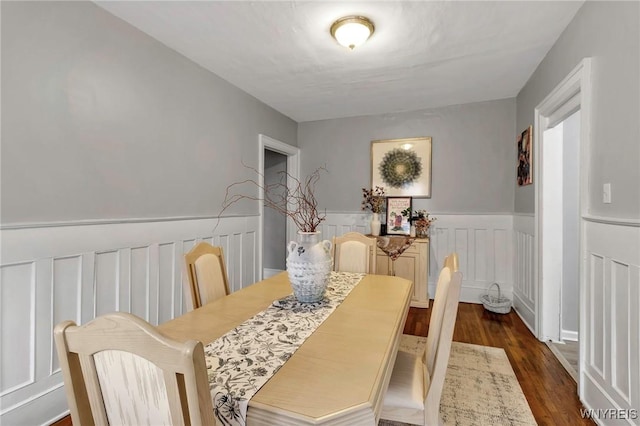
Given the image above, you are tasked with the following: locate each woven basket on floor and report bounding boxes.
[480,283,511,314]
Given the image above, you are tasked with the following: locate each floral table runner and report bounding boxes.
[376,235,415,261]
[204,271,365,426]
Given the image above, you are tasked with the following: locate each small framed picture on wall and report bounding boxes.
[517,126,533,186]
[386,197,412,235]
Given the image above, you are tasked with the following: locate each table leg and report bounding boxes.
[389,259,395,276]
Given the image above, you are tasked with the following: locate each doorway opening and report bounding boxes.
[541,111,581,383]
[258,135,300,280]
[263,149,287,278]
[534,58,591,396]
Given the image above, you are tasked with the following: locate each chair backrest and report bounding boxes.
[424,268,462,425]
[184,242,230,309]
[424,253,460,375]
[444,252,459,272]
[54,312,216,426]
[332,232,377,274]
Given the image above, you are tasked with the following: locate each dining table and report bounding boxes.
[158,271,413,426]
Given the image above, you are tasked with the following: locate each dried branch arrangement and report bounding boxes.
[361,186,386,213]
[218,164,327,233]
[401,208,437,234]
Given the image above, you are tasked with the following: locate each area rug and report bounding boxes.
[379,337,538,426]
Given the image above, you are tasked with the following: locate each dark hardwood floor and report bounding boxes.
[52,302,593,426]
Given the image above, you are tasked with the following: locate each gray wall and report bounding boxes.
[1,1,297,225]
[515,1,640,218]
[298,98,516,214]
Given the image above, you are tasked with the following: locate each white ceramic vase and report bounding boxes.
[286,231,333,302]
[370,213,381,236]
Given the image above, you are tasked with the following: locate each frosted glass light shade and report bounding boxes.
[330,16,374,50]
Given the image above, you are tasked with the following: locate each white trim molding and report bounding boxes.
[582,214,640,227]
[534,57,592,342]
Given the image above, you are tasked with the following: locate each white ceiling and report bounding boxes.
[95,1,584,123]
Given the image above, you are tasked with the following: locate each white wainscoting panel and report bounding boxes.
[0,215,259,425]
[1,262,36,395]
[429,215,513,303]
[581,220,640,425]
[319,212,370,240]
[512,214,535,332]
[13,211,635,425]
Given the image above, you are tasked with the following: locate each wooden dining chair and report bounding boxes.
[332,231,377,274]
[423,252,459,373]
[381,265,463,426]
[54,312,216,426]
[444,252,459,273]
[184,242,230,310]
[400,253,459,374]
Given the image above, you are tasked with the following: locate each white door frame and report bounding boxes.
[538,122,565,341]
[534,58,591,389]
[258,134,300,280]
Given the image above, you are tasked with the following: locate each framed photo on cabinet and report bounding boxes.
[371,137,432,197]
[386,197,412,235]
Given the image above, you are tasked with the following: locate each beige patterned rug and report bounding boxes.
[379,337,538,426]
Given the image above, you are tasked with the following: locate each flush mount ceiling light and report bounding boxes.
[330,16,374,50]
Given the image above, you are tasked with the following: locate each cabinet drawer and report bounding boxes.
[376,240,425,256]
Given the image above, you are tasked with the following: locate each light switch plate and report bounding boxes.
[603,183,612,204]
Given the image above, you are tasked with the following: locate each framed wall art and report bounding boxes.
[517,126,533,186]
[371,137,432,197]
[386,197,412,235]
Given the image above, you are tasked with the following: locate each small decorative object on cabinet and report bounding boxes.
[370,213,381,236]
[361,186,386,236]
[386,197,412,235]
[402,209,436,239]
[376,238,429,308]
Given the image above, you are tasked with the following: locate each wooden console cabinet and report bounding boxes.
[375,238,429,308]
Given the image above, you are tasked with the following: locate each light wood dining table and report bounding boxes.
[158,272,413,425]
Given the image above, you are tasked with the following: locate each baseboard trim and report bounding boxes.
[561,330,579,341]
[546,341,578,383]
[512,295,536,337]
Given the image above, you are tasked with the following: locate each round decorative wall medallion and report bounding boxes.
[378,148,422,188]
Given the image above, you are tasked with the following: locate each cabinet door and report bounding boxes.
[375,253,390,275]
[374,241,429,308]
[392,252,419,303]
